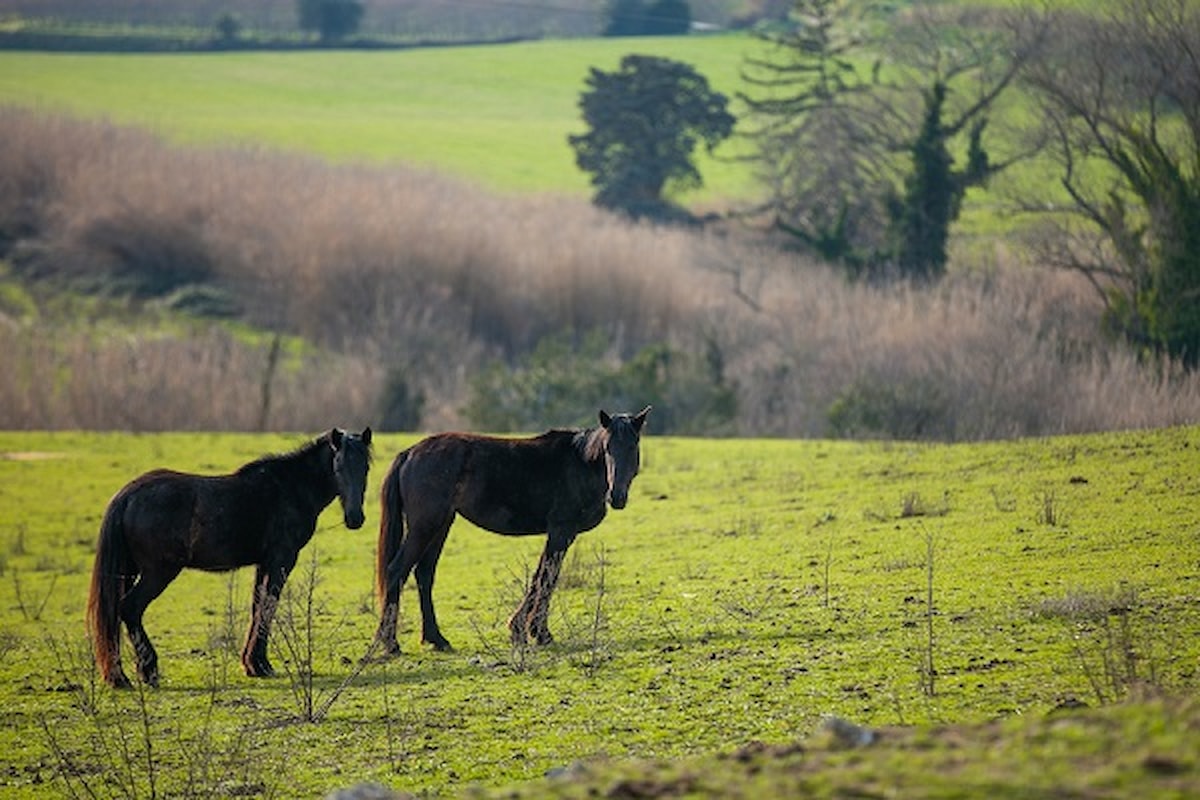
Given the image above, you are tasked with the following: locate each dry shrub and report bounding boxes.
[0,106,1198,436]
[725,260,1200,438]
[0,322,379,431]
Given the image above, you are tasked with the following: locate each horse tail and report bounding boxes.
[376,449,409,610]
[88,488,135,687]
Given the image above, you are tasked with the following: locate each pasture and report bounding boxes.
[1,426,1198,796]
[0,35,757,200]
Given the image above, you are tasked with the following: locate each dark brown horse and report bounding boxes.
[373,407,650,653]
[88,428,372,688]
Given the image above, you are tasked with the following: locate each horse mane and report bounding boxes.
[235,432,330,476]
[573,426,609,463]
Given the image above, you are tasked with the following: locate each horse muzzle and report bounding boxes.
[608,489,629,510]
[344,508,366,529]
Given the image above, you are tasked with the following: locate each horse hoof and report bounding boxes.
[507,617,533,646]
[376,639,402,657]
[244,661,274,678]
[111,673,133,690]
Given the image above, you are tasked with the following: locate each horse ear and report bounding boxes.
[361,427,372,446]
[329,428,345,451]
[633,405,651,432]
[599,410,613,429]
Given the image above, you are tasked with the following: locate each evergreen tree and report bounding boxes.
[887,82,991,281]
[739,0,887,272]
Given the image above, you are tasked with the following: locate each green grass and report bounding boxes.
[0,36,759,201]
[1,427,1198,796]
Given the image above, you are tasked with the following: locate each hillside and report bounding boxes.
[0,36,755,199]
[2,10,1199,437]
[3,105,1199,437]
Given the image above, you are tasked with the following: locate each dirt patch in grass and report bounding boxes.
[0,452,67,461]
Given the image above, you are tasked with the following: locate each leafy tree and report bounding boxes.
[214,13,241,45]
[604,0,647,36]
[740,1,1036,280]
[645,0,692,35]
[569,54,734,221]
[604,0,691,37]
[297,0,363,44]
[1023,0,1200,365]
[378,368,424,432]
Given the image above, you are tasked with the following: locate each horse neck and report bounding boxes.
[272,438,338,511]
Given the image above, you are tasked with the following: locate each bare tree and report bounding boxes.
[738,0,891,268]
[1022,0,1200,365]
[739,2,1042,279]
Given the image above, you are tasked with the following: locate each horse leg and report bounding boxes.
[414,523,453,651]
[373,544,419,655]
[510,532,574,646]
[373,509,450,655]
[242,561,292,677]
[118,565,181,687]
[373,597,402,657]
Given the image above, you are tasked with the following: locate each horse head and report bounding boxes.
[330,427,373,529]
[599,406,650,509]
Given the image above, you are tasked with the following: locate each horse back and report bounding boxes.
[400,431,605,535]
[117,468,283,571]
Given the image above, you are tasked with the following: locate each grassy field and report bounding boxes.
[1,427,1198,796]
[0,35,758,201]
[0,28,1083,247]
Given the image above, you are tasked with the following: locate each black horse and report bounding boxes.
[88,428,372,688]
[373,407,650,654]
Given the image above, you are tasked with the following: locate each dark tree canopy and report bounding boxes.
[569,54,734,221]
[297,0,363,43]
[604,0,692,37]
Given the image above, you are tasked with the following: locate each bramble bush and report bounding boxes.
[463,330,736,434]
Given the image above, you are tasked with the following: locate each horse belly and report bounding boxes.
[458,503,546,536]
[186,491,268,570]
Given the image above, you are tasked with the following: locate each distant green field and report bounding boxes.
[1,427,1197,796]
[0,36,759,200]
[0,32,1082,249]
